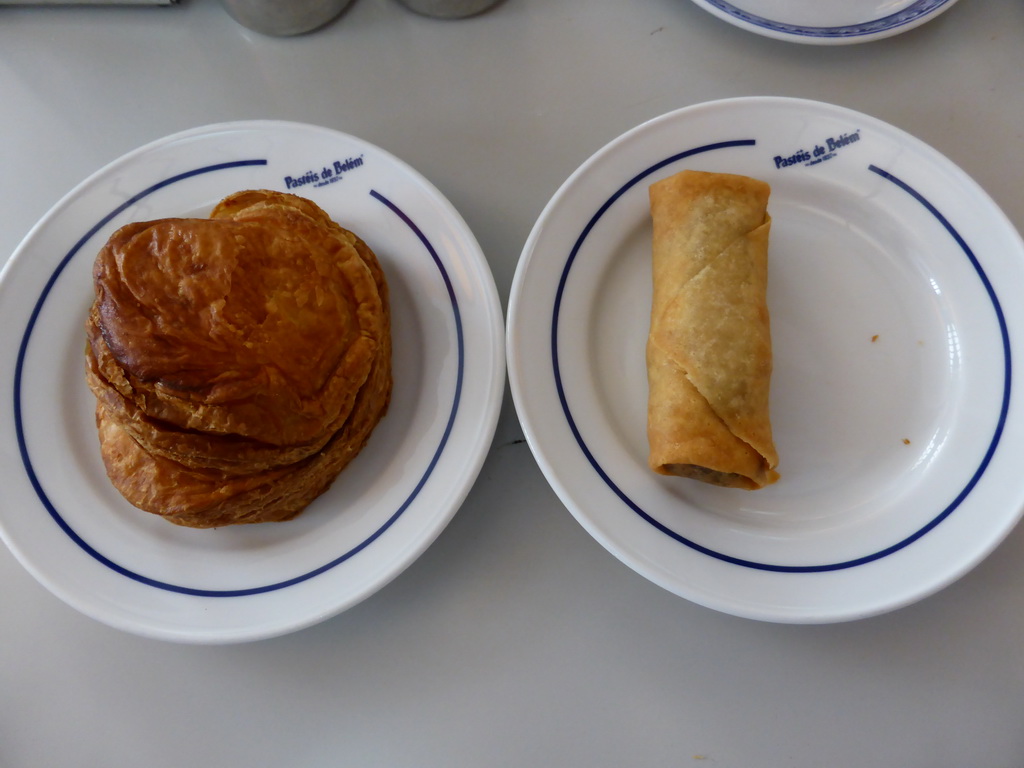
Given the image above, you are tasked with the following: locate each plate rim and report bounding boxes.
[0,119,506,643]
[688,0,960,45]
[506,95,1024,623]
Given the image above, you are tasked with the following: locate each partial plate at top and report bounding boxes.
[0,120,505,643]
[507,96,1024,623]
[689,0,960,44]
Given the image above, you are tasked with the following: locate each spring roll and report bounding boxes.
[646,170,779,489]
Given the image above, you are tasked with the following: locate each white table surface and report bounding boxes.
[3,1,1024,765]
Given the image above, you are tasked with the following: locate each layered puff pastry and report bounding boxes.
[86,190,391,527]
[646,170,778,490]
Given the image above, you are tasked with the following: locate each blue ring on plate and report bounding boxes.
[14,162,464,596]
[702,0,953,40]
[551,143,1010,573]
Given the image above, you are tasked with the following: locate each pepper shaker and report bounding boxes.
[395,0,502,19]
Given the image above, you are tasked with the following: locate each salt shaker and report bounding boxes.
[221,0,354,36]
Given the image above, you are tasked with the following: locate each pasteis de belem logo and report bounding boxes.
[773,129,862,169]
[284,155,366,190]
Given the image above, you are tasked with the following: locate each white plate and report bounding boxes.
[689,0,959,44]
[507,96,1024,623]
[0,120,505,643]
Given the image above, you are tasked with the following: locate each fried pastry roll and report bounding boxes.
[646,170,779,489]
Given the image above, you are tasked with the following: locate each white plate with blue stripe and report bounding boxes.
[689,0,960,44]
[507,96,1024,623]
[0,120,505,643]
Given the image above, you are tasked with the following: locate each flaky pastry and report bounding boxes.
[86,190,392,526]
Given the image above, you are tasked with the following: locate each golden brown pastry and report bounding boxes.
[646,170,778,489]
[86,190,391,526]
[94,341,390,528]
[86,191,390,474]
[89,194,385,447]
